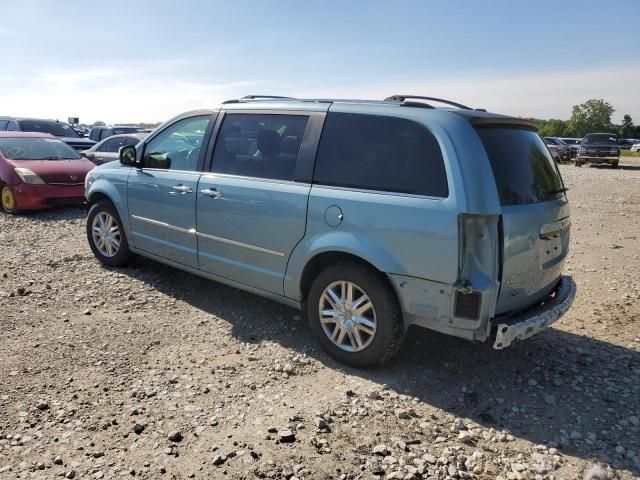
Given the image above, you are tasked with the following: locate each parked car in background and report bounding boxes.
[84,95,575,367]
[559,137,582,157]
[577,133,620,168]
[83,133,147,165]
[74,126,91,137]
[543,137,572,161]
[630,142,640,152]
[0,132,94,213]
[89,125,147,142]
[618,138,639,150]
[0,117,96,151]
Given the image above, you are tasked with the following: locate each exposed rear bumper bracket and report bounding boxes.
[493,276,576,349]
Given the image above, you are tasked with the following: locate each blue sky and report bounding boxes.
[2,0,639,123]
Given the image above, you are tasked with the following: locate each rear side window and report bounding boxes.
[477,128,564,206]
[211,113,309,181]
[313,113,448,197]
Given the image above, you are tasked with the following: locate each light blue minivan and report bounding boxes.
[85,95,576,366]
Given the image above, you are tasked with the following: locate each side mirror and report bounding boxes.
[119,145,138,167]
[84,151,96,160]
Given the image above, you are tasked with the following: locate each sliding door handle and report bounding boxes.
[170,184,193,195]
[200,188,223,199]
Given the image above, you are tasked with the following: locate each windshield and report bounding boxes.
[477,128,565,206]
[0,137,83,160]
[19,120,80,138]
[583,133,617,145]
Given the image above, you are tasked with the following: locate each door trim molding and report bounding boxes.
[130,214,284,257]
[196,231,285,257]
[131,215,196,235]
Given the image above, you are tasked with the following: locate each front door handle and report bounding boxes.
[200,188,223,199]
[170,184,193,195]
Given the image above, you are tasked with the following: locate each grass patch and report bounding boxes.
[621,150,640,157]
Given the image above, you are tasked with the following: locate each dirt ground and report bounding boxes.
[1,160,639,480]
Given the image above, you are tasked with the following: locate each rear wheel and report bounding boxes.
[307,262,405,367]
[1,185,18,214]
[612,160,619,169]
[86,201,135,267]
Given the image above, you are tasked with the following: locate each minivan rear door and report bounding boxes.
[476,127,570,315]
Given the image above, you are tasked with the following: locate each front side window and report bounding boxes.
[124,136,142,147]
[100,137,125,153]
[0,137,82,160]
[19,120,79,137]
[143,115,210,171]
[7,121,19,131]
[0,120,7,130]
[211,113,309,181]
[313,113,449,197]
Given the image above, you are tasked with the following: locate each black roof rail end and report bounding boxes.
[385,95,473,110]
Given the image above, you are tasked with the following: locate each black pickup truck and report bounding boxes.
[576,133,620,168]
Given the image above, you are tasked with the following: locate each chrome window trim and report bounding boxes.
[200,171,310,187]
[131,215,284,257]
[310,183,448,201]
[139,168,202,175]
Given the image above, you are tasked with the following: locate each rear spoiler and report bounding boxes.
[453,111,538,131]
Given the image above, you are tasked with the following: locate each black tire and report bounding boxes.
[1,184,19,214]
[612,160,619,169]
[307,262,405,367]
[574,160,583,167]
[86,200,135,267]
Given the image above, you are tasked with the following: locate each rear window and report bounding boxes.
[313,113,448,197]
[477,128,564,206]
[19,120,80,138]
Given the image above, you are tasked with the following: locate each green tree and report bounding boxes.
[538,118,568,137]
[92,120,106,127]
[619,114,634,138]
[568,99,615,137]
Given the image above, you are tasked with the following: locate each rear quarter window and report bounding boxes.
[477,128,564,206]
[313,113,448,197]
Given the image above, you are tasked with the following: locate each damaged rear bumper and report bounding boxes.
[493,276,576,349]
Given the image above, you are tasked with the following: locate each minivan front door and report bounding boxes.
[195,112,317,295]
[127,115,213,269]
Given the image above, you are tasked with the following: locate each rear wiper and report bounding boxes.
[550,187,568,194]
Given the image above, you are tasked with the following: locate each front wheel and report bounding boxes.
[307,262,405,367]
[1,185,18,214]
[86,201,135,267]
[611,160,619,169]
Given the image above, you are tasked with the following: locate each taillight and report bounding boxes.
[454,291,482,319]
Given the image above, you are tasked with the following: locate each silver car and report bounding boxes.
[83,133,147,165]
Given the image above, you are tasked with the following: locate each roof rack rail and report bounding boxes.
[222,95,298,104]
[385,95,473,110]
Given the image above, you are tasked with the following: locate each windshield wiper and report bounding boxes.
[550,187,569,195]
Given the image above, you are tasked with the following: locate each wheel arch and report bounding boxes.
[86,180,132,241]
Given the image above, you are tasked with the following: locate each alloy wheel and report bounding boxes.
[91,211,121,257]
[318,280,377,352]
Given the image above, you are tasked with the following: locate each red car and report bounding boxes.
[0,132,94,213]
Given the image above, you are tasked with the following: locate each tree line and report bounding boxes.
[528,99,640,139]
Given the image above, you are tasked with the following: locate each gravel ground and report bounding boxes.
[1,160,639,480]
